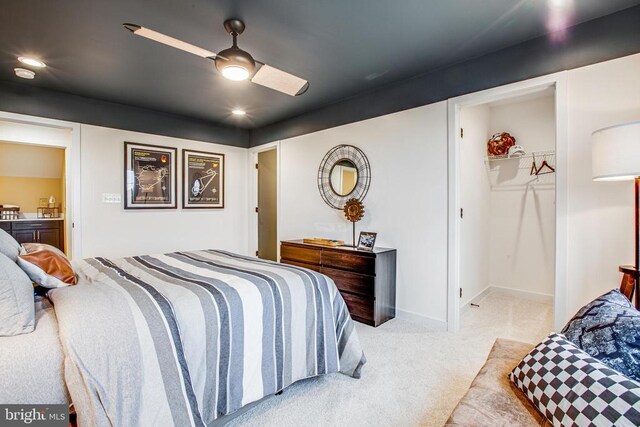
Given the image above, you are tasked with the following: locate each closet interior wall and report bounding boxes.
[460,92,556,308]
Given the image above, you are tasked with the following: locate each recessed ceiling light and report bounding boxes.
[14,68,35,79]
[17,57,46,68]
[231,109,246,116]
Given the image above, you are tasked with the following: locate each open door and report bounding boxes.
[257,149,277,261]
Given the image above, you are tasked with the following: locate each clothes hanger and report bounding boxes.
[535,159,555,175]
[530,153,556,176]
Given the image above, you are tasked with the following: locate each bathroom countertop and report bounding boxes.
[0,213,65,222]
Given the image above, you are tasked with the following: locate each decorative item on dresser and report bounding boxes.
[357,231,377,251]
[343,198,365,247]
[280,240,396,326]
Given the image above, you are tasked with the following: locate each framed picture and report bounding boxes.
[124,142,177,209]
[182,149,225,209]
[357,231,377,251]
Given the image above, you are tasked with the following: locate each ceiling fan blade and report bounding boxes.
[251,64,309,96]
[123,23,216,59]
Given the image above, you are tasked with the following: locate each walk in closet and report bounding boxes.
[459,88,557,326]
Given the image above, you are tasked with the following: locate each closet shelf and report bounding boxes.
[484,150,556,189]
[484,149,555,163]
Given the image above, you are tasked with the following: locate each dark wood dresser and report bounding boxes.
[280,240,396,327]
[0,219,64,252]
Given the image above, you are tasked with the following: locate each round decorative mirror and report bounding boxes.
[318,145,371,209]
[329,159,359,196]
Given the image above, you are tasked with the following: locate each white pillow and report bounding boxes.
[0,253,35,336]
[0,228,21,262]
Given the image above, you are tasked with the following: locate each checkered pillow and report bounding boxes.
[510,333,640,426]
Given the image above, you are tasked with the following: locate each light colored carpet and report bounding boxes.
[227,292,553,427]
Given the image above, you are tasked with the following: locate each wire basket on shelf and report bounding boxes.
[0,205,20,220]
[37,206,61,219]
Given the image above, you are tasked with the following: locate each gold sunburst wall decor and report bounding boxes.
[344,198,365,222]
[344,198,365,247]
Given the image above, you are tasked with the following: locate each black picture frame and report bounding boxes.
[357,231,377,251]
[182,149,225,209]
[124,142,177,209]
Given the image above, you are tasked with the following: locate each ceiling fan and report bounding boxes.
[123,19,309,96]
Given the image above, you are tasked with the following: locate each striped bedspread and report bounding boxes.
[49,250,366,426]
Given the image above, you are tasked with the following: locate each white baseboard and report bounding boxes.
[488,285,553,304]
[395,309,448,332]
[461,286,492,313]
[460,285,553,309]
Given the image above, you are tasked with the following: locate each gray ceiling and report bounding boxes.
[1,0,639,130]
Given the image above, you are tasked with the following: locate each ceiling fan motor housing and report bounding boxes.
[215,46,256,75]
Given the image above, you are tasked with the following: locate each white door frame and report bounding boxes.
[447,72,569,332]
[0,111,82,259]
[248,141,281,259]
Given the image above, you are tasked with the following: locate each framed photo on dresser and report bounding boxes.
[124,142,177,209]
[182,149,225,209]
[357,231,377,251]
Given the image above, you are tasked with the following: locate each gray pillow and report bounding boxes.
[0,228,21,262]
[0,252,35,336]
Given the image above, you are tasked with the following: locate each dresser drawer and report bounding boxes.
[280,240,396,327]
[341,292,374,324]
[322,267,374,297]
[322,250,375,275]
[281,259,321,273]
[12,221,61,230]
[0,222,10,232]
[281,244,321,265]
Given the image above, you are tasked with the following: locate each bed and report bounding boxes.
[0,296,69,405]
[44,249,365,426]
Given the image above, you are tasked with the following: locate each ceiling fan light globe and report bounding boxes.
[221,66,250,81]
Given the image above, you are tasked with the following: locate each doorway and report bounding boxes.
[447,73,569,333]
[0,112,81,259]
[458,88,556,339]
[0,141,67,252]
[257,148,278,261]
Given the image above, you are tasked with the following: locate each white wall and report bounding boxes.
[80,124,249,258]
[278,103,449,327]
[566,54,640,317]
[459,105,491,306]
[0,121,71,147]
[488,95,556,297]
